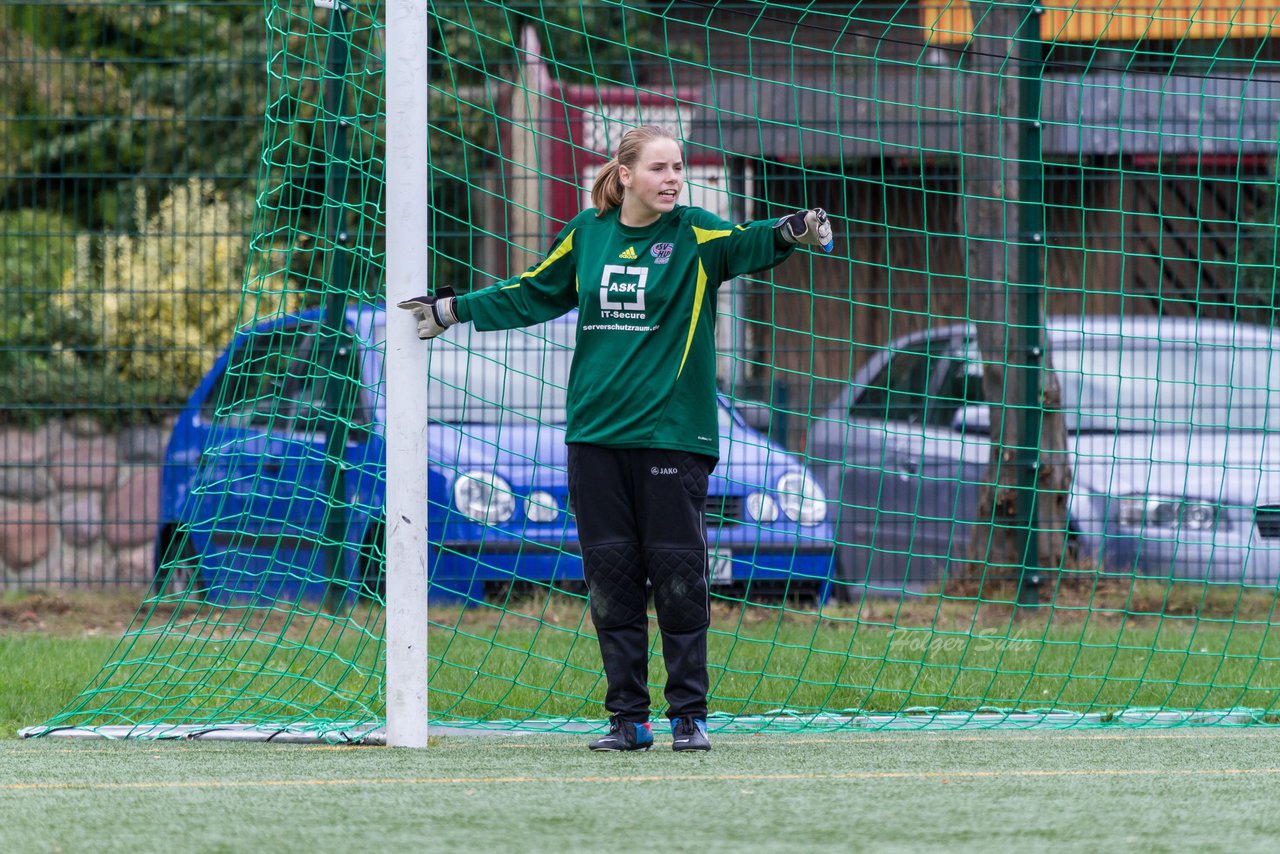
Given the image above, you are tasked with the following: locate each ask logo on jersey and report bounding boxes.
[598,264,648,320]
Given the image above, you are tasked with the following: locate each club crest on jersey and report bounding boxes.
[619,246,638,261]
[650,243,674,264]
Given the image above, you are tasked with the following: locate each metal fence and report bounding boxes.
[0,2,264,588]
[5,1,1280,591]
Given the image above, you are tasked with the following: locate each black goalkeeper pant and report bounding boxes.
[567,443,715,722]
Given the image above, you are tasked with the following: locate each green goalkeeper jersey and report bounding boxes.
[453,205,794,459]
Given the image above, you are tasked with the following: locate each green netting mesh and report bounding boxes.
[27,0,1280,740]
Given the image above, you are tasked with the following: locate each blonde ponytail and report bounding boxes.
[591,159,626,214]
[590,125,681,217]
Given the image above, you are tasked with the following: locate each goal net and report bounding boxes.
[26,0,1280,741]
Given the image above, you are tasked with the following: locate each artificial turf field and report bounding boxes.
[4,729,1279,852]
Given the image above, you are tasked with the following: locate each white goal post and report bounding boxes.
[383,0,431,748]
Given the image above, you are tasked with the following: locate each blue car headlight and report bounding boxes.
[776,472,827,525]
[1115,495,1219,531]
[453,470,516,524]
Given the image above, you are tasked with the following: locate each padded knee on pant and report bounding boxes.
[647,548,709,633]
[584,543,647,629]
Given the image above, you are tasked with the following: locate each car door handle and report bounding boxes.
[890,460,918,478]
[885,445,919,478]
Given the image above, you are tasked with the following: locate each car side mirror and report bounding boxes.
[951,404,990,434]
[735,401,775,435]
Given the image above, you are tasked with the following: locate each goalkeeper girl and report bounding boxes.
[400,125,833,752]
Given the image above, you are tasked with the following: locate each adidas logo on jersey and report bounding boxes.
[619,246,638,260]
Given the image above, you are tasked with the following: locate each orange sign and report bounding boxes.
[921,0,1280,44]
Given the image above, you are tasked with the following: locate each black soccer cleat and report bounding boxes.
[588,716,654,752]
[670,716,711,752]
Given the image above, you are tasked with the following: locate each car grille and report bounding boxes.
[707,495,744,525]
[1256,506,1280,539]
[566,495,745,524]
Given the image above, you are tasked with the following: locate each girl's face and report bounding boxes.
[618,137,684,226]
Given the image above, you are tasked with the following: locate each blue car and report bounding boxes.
[155,304,836,605]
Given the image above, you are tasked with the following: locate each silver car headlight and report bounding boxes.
[524,490,560,523]
[776,472,827,525]
[1115,496,1218,531]
[746,491,780,523]
[453,470,516,524]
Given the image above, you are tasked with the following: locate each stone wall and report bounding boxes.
[0,418,175,589]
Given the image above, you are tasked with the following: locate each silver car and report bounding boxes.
[807,315,1280,594]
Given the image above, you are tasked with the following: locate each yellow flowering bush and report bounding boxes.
[62,179,303,397]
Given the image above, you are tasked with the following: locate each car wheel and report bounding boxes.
[152,527,204,600]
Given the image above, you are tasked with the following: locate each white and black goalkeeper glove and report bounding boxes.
[396,287,458,340]
[776,208,834,253]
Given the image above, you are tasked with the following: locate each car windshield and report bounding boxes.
[427,323,575,425]
[1054,339,1280,432]
[207,320,373,432]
